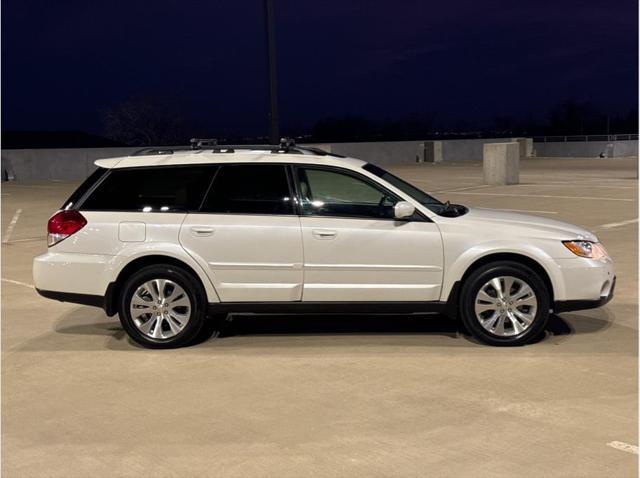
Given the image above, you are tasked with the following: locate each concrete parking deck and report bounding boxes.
[2,157,638,477]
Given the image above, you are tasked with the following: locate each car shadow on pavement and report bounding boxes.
[15,305,617,352]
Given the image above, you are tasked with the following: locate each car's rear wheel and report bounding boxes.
[459,261,550,346]
[118,264,210,348]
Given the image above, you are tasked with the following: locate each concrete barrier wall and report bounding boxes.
[324,138,526,165]
[533,140,638,158]
[324,140,425,165]
[3,137,636,181]
[1,147,141,181]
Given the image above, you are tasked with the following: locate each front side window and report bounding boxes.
[201,164,294,215]
[80,166,215,212]
[296,167,398,219]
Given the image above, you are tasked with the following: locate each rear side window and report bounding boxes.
[80,166,215,212]
[200,164,294,215]
[62,167,108,210]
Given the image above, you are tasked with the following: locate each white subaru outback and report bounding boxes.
[33,141,615,348]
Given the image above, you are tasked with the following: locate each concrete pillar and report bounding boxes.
[423,141,443,163]
[511,137,528,159]
[525,138,533,157]
[483,142,519,185]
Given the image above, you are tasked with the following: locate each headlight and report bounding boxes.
[563,240,609,259]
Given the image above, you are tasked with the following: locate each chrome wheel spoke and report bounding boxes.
[492,314,507,335]
[502,276,515,297]
[166,315,183,335]
[475,302,496,314]
[481,312,500,330]
[507,312,524,334]
[477,290,496,303]
[138,315,159,336]
[515,295,536,307]
[513,308,534,326]
[170,296,190,309]
[168,310,189,324]
[511,284,534,302]
[150,316,165,339]
[490,278,504,298]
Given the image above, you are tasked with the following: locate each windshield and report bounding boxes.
[363,163,448,213]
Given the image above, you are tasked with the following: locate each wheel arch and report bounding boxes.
[443,251,559,317]
[105,254,218,316]
[459,253,554,301]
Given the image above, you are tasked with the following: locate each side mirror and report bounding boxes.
[393,201,415,220]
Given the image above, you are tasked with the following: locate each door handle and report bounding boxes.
[190,226,214,237]
[312,229,337,240]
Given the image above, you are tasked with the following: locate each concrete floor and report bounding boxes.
[1,157,638,477]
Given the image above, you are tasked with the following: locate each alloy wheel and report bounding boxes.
[129,279,192,340]
[474,276,537,337]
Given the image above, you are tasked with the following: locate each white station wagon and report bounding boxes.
[33,140,615,348]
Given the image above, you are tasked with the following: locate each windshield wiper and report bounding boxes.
[438,200,467,217]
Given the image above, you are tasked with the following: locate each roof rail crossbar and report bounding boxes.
[190,138,218,149]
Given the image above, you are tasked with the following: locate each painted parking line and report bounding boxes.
[443,192,634,202]
[4,236,45,244]
[434,184,493,193]
[2,208,22,243]
[478,207,558,214]
[607,441,639,455]
[595,218,639,230]
[1,278,35,289]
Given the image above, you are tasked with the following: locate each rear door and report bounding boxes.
[180,164,304,302]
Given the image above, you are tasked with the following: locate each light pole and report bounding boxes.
[264,0,280,144]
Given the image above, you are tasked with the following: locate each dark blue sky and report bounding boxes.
[2,0,638,136]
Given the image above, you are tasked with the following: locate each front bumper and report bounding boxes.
[554,276,616,313]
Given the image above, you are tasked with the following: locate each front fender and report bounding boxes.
[440,241,566,302]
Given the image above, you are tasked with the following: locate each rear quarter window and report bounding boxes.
[79,165,216,212]
[62,167,109,210]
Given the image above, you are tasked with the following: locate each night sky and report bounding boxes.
[2,0,638,137]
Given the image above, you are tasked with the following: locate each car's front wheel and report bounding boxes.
[118,264,211,348]
[459,261,550,346]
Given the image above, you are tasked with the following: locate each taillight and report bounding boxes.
[47,210,87,247]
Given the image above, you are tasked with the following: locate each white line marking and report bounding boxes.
[607,441,639,455]
[478,208,558,215]
[442,192,633,202]
[3,236,45,244]
[595,218,639,230]
[516,183,635,189]
[1,278,35,289]
[435,185,492,193]
[2,208,22,243]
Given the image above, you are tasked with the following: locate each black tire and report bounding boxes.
[118,264,209,349]
[192,313,228,345]
[459,261,550,346]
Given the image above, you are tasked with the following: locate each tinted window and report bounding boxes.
[297,167,398,219]
[363,163,444,213]
[201,165,293,215]
[62,167,108,210]
[81,166,215,212]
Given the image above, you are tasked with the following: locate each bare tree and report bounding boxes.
[102,97,191,146]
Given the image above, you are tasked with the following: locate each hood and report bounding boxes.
[456,207,597,241]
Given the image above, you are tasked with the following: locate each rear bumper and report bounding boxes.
[36,288,104,308]
[554,276,616,313]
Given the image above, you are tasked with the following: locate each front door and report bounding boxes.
[294,165,443,302]
[180,164,303,302]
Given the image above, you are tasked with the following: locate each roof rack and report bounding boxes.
[131,137,344,157]
[190,138,218,149]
